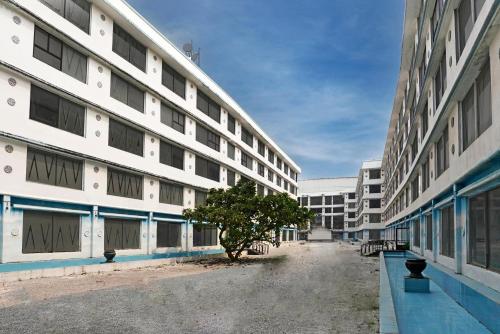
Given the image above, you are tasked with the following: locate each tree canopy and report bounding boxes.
[183,179,314,261]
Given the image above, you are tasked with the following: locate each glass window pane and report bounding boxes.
[30,85,59,128]
[61,44,87,83]
[469,193,487,266]
[40,0,64,15]
[462,85,476,150]
[127,82,144,113]
[488,187,500,271]
[58,98,85,136]
[65,0,90,33]
[110,73,128,105]
[159,181,183,206]
[477,62,491,135]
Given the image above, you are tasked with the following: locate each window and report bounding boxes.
[227,142,235,160]
[258,140,265,156]
[412,176,419,202]
[104,218,140,250]
[436,126,449,178]
[196,123,220,151]
[369,230,381,240]
[284,164,289,175]
[110,72,144,113]
[33,26,87,82]
[195,156,220,182]
[422,155,430,192]
[159,181,183,206]
[324,196,332,205]
[267,189,273,196]
[369,185,381,194]
[434,52,447,112]
[268,170,274,182]
[161,103,185,134]
[112,24,146,71]
[227,114,235,134]
[310,196,322,206]
[257,184,264,196]
[431,0,444,39]
[348,193,356,200]
[325,208,332,214]
[268,150,274,164]
[197,90,220,123]
[332,196,344,205]
[301,197,308,206]
[468,186,500,272]
[348,212,355,219]
[162,62,185,98]
[324,216,332,229]
[241,152,252,170]
[108,118,144,156]
[283,181,288,191]
[411,136,418,162]
[461,61,491,151]
[241,126,253,147]
[276,158,282,170]
[258,163,264,177]
[369,199,381,208]
[369,169,381,179]
[426,214,433,251]
[227,170,236,186]
[456,0,485,59]
[22,210,80,253]
[413,219,420,247]
[332,207,343,213]
[369,214,381,224]
[332,216,343,229]
[159,141,184,170]
[26,147,83,190]
[290,170,296,181]
[440,205,454,258]
[422,102,429,137]
[107,167,143,199]
[276,176,282,187]
[195,190,207,207]
[40,0,90,33]
[30,85,85,136]
[157,222,181,248]
[193,224,217,246]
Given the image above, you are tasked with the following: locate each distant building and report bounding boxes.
[298,177,357,241]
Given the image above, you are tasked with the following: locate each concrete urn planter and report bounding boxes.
[104,250,116,263]
[405,258,426,278]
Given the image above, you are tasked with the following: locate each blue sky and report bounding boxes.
[128,0,405,179]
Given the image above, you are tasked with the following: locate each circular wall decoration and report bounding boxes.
[431,171,433,179]
[151,111,155,116]
[7,98,15,106]
[448,30,452,41]
[93,182,99,189]
[152,233,155,239]
[151,138,155,143]
[153,55,157,61]
[150,150,154,156]
[451,117,454,127]
[152,98,156,103]
[96,114,101,121]
[8,78,16,86]
[189,165,192,169]
[153,68,157,73]
[449,57,452,67]
[94,166,99,173]
[430,151,433,159]
[95,130,101,137]
[97,81,102,88]
[100,29,105,36]
[11,228,19,237]
[150,194,154,199]
[188,189,191,194]
[12,16,21,25]
[97,231,102,237]
[84,231,90,237]
[100,14,106,21]
[98,66,103,73]
[11,35,19,44]
[5,145,13,153]
[4,165,12,174]
[150,180,154,186]
[451,144,455,155]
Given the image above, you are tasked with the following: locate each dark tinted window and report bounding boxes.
[159,141,184,170]
[104,218,140,250]
[195,156,220,182]
[159,181,183,205]
[193,224,217,246]
[30,85,85,136]
[26,147,83,190]
[162,62,185,98]
[41,0,90,33]
[258,163,264,176]
[161,103,185,134]
[227,142,235,160]
[195,190,208,207]
[112,24,146,71]
[440,205,455,258]
[197,90,220,122]
[227,114,235,134]
[107,167,143,199]
[227,170,236,186]
[241,152,252,170]
[241,126,253,147]
[436,126,449,177]
[108,118,144,156]
[33,26,87,82]
[157,222,182,247]
[196,123,220,151]
[258,140,265,156]
[268,150,274,164]
[23,210,80,253]
[110,72,144,112]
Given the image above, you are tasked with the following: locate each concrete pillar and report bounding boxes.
[454,184,465,274]
[419,209,424,256]
[432,202,439,263]
[147,212,155,255]
[0,195,11,263]
[93,210,105,258]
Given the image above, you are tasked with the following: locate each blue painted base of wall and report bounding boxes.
[0,249,225,273]
[404,276,430,293]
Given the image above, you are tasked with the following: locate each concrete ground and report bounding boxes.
[0,242,379,334]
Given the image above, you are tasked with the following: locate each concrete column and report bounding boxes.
[419,209,424,256]
[432,202,439,263]
[186,221,192,251]
[147,212,155,255]
[93,211,105,258]
[454,184,465,274]
[0,195,11,263]
[90,205,98,258]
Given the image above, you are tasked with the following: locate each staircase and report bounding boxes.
[308,227,333,242]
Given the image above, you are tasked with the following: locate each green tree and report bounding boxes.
[183,179,314,261]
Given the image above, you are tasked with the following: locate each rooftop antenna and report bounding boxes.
[182,40,201,66]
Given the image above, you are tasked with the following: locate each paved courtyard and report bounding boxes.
[0,243,379,334]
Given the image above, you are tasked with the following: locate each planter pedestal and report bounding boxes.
[404,276,430,293]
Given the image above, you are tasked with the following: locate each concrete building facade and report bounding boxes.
[0,0,300,265]
[298,178,357,241]
[382,0,499,291]
[352,160,385,242]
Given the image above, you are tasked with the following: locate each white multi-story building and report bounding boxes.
[298,177,357,241]
[351,160,384,242]
[382,0,499,291]
[0,0,300,265]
